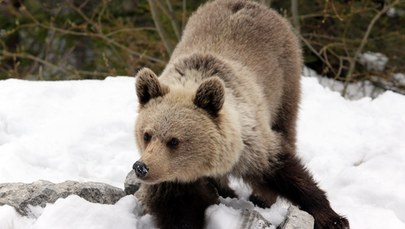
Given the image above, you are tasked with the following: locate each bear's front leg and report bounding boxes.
[144,178,218,229]
[207,176,238,199]
[250,152,349,229]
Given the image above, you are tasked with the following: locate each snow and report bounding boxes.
[387,7,405,17]
[394,73,405,85]
[0,77,137,188]
[298,78,405,228]
[303,67,385,100]
[1,75,405,228]
[358,52,388,72]
[206,197,287,229]
[387,7,397,17]
[32,195,138,229]
[0,195,139,229]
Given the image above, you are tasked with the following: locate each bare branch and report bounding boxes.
[291,0,300,33]
[342,0,400,96]
[67,1,101,33]
[182,0,186,31]
[2,50,113,79]
[156,0,181,40]
[148,0,174,55]
[25,21,165,65]
[296,31,336,76]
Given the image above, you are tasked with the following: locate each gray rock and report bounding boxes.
[280,205,314,229]
[0,177,314,229]
[240,208,274,229]
[124,169,313,229]
[124,169,140,195]
[0,180,125,216]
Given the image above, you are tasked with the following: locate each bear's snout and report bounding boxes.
[133,161,149,178]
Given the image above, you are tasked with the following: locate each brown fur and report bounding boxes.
[137,178,218,229]
[133,0,349,228]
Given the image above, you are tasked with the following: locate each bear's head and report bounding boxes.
[133,67,240,184]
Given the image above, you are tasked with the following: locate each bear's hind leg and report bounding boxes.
[250,151,349,229]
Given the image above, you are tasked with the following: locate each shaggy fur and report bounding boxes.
[137,178,218,229]
[133,0,349,228]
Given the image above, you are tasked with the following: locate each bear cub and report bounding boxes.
[132,0,349,228]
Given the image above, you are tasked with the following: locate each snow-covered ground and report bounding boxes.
[0,75,404,228]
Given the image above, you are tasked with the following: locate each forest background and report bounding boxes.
[1,0,404,97]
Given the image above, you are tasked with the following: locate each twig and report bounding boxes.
[67,1,101,33]
[342,0,400,96]
[2,50,113,79]
[2,50,67,74]
[156,0,181,40]
[148,0,174,55]
[182,0,187,31]
[27,21,165,64]
[291,0,300,33]
[105,27,156,37]
[296,31,336,76]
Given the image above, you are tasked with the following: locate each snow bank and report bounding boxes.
[0,76,404,228]
[32,195,138,229]
[0,195,138,229]
[0,77,137,188]
[298,77,405,228]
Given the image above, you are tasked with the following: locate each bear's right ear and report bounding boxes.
[135,68,169,106]
[194,77,225,117]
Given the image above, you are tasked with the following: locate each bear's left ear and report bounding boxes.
[135,68,169,106]
[194,77,225,116]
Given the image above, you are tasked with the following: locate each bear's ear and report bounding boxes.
[135,68,169,106]
[193,77,225,116]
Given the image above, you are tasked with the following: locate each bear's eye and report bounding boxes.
[167,138,179,148]
[143,132,152,142]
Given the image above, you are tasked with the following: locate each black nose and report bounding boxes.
[133,161,149,178]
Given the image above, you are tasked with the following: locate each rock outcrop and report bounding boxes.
[0,176,314,229]
[280,205,315,229]
[0,180,125,216]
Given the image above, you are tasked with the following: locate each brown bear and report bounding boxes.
[132,0,349,228]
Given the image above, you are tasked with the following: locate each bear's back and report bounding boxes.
[171,0,300,79]
[171,0,302,142]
